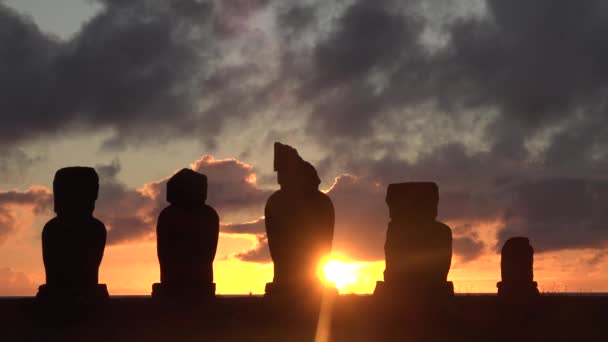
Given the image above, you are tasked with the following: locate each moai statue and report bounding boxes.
[374,182,454,299]
[497,237,539,299]
[264,142,335,296]
[38,167,108,302]
[152,168,219,300]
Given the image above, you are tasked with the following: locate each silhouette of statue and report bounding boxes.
[264,143,335,296]
[37,167,108,302]
[152,168,219,300]
[374,182,454,298]
[497,237,540,299]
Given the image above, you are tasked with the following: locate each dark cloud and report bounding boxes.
[277,0,608,258]
[233,174,487,263]
[0,187,52,245]
[95,155,270,244]
[3,0,608,260]
[222,217,265,234]
[499,179,608,252]
[0,0,273,150]
[191,156,272,220]
[453,237,485,263]
[235,234,270,263]
[94,160,158,244]
[0,155,271,245]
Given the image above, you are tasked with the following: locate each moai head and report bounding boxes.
[166,168,207,208]
[386,182,439,222]
[53,167,99,219]
[274,142,320,192]
[500,237,534,284]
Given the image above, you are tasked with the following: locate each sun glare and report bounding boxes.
[321,258,360,291]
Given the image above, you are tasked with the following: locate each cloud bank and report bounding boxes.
[2,0,608,264]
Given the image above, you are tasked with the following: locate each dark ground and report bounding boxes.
[0,294,606,341]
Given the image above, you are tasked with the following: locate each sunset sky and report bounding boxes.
[1,0,608,296]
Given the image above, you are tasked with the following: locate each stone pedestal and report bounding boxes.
[36,283,109,303]
[497,281,539,298]
[373,280,454,299]
[264,281,338,298]
[151,282,216,301]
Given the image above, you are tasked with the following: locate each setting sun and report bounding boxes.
[321,259,361,291]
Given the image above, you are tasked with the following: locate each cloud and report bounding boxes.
[3,0,608,263]
[0,267,37,296]
[191,156,272,220]
[95,155,270,244]
[0,0,272,150]
[0,148,41,181]
[499,179,608,252]
[326,175,387,261]
[453,237,485,263]
[0,155,271,245]
[233,174,487,263]
[235,234,270,263]
[222,217,265,235]
[0,186,52,245]
[3,0,608,160]
[94,160,159,244]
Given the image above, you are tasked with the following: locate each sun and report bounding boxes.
[320,258,360,291]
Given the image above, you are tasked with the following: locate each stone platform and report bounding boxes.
[0,294,606,341]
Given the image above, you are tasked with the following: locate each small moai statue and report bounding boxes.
[152,168,219,300]
[264,142,335,296]
[38,167,108,302]
[374,182,454,299]
[497,237,539,299]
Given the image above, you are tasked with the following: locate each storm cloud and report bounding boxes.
[0,0,273,149]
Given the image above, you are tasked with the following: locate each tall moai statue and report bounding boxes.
[38,167,108,302]
[264,142,335,296]
[152,168,219,300]
[497,237,539,299]
[374,182,454,299]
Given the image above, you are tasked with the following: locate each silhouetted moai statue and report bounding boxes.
[374,182,454,299]
[152,168,219,300]
[38,167,108,302]
[497,237,539,299]
[264,143,335,296]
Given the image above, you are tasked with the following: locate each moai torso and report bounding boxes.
[384,220,452,286]
[266,189,334,285]
[265,143,335,289]
[41,167,106,290]
[156,169,219,291]
[42,217,106,288]
[382,183,452,289]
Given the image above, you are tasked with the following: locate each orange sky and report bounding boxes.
[1,159,607,296]
[2,219,608,296]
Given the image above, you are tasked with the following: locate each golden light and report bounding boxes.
[320,257,361,291]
